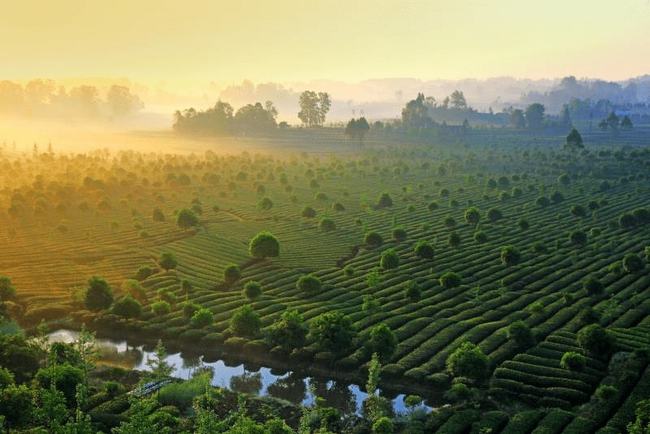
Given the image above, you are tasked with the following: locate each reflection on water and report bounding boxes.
[48,329,430,415]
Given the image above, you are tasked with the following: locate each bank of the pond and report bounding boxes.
[48,328,439,415]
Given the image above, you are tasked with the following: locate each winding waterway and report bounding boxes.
[48,329,434,415]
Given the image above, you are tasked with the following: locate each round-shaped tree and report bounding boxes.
[190,308,214,328]
[376,192,393,208]
[560,352,586,371]
[267,309,308,351]
[158,252,178,271]
[487,208,503,223]
[230,304,261,337]
[296,274,322,292]
[446,341,488,380]
[439,272,461,289]
[111,295,142,319]
[84,276,113,311]
[404,280,421,301]
[414,240,434,259]
[474,231,487,243]
[319,218,336,232]
[507,321,535,347]
[243,281,262,300]
[623,253,645,273]
[569,230,588,247]
[583,275,604,296]
[380,249,400,271]
[364,231,383,247]
[301,206,317,218]
[392,227,407,242]
[248,231,280,259]
[500,245,522,267]
[577,324,615,356]
[0,276,17,300]
[308,311,356,354]
[367,323,397,362]
[448,232,461,248]
[224,264,241,285]
[464,207,481,226]
[176,208,199,230]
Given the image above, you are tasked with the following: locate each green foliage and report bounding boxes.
[112,295,142,319]
[84,276,113,311]
[414,240,434,259]
[243,280,262,300]
[577,324,615,356]
[0,276,16,300]
[36,363,84,405]
[380,249,400,270]
[176,208,199,229]
[446,341,488,380]
[404,280,421,301]
[367,323,397,361]
[464,207,480,225]
[158,252,178,271]
[190,308,214,328]
[230,304,261,337]
[560,351,586,371]
[365,231,384,247]
[500,245,521,266]
[151,300,171,315]
[583,275,604,295]
[296,274,322,292]
[623,253,645,273]
[319,217,336,231]
[267,309,308,351]
[507,321,535,347]
[376,192,393,208]
[309,311,355,354]
[224,264,242,284]
[439,272,461,289]
[248,231,280,259]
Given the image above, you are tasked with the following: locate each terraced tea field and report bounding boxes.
[1,135,649,431]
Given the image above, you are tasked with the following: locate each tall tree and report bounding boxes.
[525,103,545,129]
[298,91,330,127]
[449,90,468,110]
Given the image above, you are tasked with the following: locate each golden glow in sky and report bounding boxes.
[1,0,649,82]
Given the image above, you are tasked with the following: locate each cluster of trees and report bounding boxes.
[344,117,370,144]
[509,103,546,129]
[0,80,143,118]
[173,100,278,135]
[598,111,634,131]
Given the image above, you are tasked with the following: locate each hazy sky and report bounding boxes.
[1,0,649,84]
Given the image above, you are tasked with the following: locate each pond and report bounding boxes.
[48,329,433,415]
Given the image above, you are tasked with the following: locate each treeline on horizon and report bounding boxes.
[0,79,143,119]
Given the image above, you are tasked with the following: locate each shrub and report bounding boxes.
[111,295,142,319]
[332,202,345,212]
[0,276,16,300]
[176,208,199,229]
[551,191,564,203]
[230,305,261,337]
[392,227,407,242]
[36,364,84,405]
[487,208,503,222]
[248,231,280,258]
[309,311,355,354]
[444,216,457,229]
[622,253,645,273]
[135,265,155,281]
[414,240,434,259]
[500,245,521,267]
[577,324,615,356]
[464,207,480,225]
[404,280,421,301]
[583,275,604,295]
[258,197,273,210]
[296,274,322,292]
[190,308,214,328]
[518,218,530,230]
[446,341,488,380]
[428,201,439,211]
[448,232,461,248]
[243,281,262,300]
[343,265,356,277]
[84,276,113,311]
[267,309,308,351]
[319,218,336,231]
[372,417,394,434]
[571,205,587,218]
[158,374,211,410]
[364,231,384,247]
[560,352,586,371]
[595,384,618,401]
[508,321,535,347]
[181,301,200,319]
[536,196,551,207]
[152,208,165,222]
[376,192,393,208]
[158,252,178,271]
[474,231,487,243]
[151,301,171,315]
[301,206,317,218]
[569,230,588,247]
[224,264,241,284]
[619,213,637,229]
[380,249,400,270]
[367,323,397,361]
[440,272,461,289]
